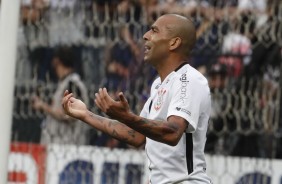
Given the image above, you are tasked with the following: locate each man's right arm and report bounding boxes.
[62,90,145,148]
[82,110,146,148]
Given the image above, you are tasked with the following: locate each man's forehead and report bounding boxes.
[152,16,174,29]
[155,14,187,28]
[155,15,174,25]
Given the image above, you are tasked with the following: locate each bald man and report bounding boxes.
[62,14,212,184]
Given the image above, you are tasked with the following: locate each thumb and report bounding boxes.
[118,92,127,103]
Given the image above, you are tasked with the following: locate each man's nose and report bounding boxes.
[143,31,149,41]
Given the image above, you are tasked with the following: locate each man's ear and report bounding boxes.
[169,37,181,51]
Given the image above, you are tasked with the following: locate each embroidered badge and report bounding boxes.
[154,88,166,111]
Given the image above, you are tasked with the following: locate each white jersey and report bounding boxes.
[140,64,212,184]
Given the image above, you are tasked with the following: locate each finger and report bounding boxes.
[64,95,74,113]
[102,88,114,103]
[66,100,73,114]
[95,92,105,111]
[63,93,73,104]
[62,93,73,109]
[94,99,102,111]
[118,92,127,103]
[96,88,104,102]
[98,88,109,106]
[64,90,69,97]
[94,92,101,106]
[69,97,77,102]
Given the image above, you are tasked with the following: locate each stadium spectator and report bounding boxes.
[47,0,85,46]
[19,0,86,83]
[117,0,142,22]
[21,0,47,24]
[95,25,141,148]
[241,11,281,158]
[138,0,158,21]
[62,14,213,183]
[16,0,49,82]
[104,25,140,91]
[208,63,228,92]
[32,46,90,145]
[155,0,198,15]
[218,14,252,78]
[191,17,222,72]
[205,63,231,154]
[242,15,281,79]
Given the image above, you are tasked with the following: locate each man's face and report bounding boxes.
[51,57,60,76]
[143,16,171,65]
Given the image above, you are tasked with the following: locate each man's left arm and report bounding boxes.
[123,114,188,146]
[95,88,188,146]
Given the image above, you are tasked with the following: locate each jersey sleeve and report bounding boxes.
[167,75,203,133]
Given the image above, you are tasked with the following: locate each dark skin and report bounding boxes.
[143,14,195,80]
[61,14,196,147]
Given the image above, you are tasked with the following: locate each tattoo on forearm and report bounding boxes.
[88,112,137,143]
[128,129,136,138]
[139,118,159,127]
[112,129,118,137]
[135,118,181,138]
[108,120,119,127]
[167,122,179,132]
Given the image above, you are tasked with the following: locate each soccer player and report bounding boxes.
[62,14,212,184]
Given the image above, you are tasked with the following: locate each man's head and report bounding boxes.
[143,14,196,65]
[52,46,75,78]
[208,63,228,90]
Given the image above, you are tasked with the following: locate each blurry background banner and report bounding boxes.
[8,143,282,184]
[4,0,282,183]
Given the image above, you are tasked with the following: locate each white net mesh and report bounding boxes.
[8,0,282,183]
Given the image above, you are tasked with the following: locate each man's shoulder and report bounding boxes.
[175,64,209,90]
[181,65,207,80]
[63,73,86,87]
[64,73,81,81]
[61,73,88,97]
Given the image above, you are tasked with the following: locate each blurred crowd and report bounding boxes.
[10,0,282,158]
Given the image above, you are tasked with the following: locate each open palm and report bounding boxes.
[95,88,131,122]
[62,91,88,120]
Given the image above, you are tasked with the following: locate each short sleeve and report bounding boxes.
[167,76,203,133]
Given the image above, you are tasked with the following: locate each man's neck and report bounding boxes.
[157,60,187,82]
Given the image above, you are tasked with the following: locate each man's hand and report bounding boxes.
[62,90,88,120]
[32,96,44,110]
[95,88,132,122]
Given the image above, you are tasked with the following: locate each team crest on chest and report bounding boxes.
[154,88,166,111]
